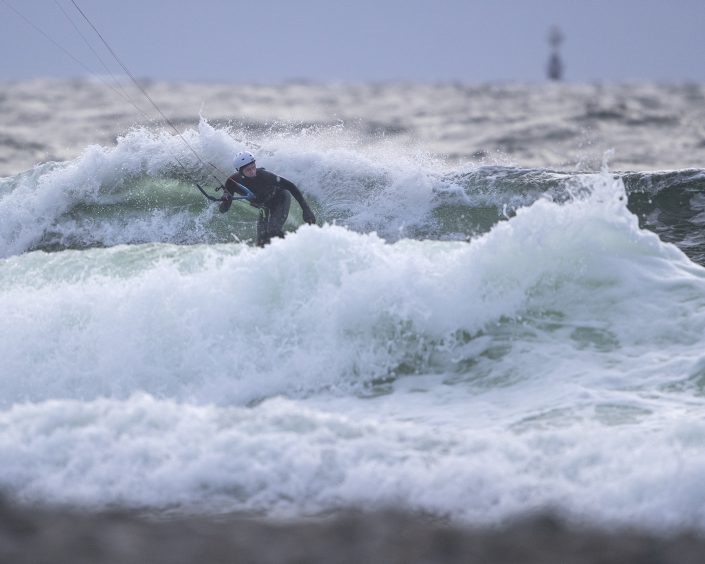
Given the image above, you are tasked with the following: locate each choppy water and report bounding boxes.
[1,79,705,529]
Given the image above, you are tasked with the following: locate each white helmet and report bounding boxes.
[233,151,255,171]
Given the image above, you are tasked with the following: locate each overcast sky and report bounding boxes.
[1,0,704,83]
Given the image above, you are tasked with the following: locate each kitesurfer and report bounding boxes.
[219,151,317,246]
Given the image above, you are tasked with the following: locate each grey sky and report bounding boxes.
[1,0,704,83]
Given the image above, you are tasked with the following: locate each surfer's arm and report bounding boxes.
[218,179,234,213]
[224,176,251,198]
[219,176,252,213]
[278,176,316,225]
[218,193,232,213]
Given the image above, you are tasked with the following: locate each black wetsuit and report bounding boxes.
[219,168,315,246]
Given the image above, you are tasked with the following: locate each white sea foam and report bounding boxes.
[2,174,705,527]
[3,79,705,530]
[0,120,453,257]
[2,394,705,529]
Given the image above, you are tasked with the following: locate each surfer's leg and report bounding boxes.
[256,208,270,247]
[265,190,291,241]
[256,191,290,246]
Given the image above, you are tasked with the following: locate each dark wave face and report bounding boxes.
[623,170,705,265]
[437,167,705,266]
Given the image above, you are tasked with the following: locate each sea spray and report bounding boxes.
[2,102,705,529]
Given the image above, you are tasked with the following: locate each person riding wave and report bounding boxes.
[219,151,316,246]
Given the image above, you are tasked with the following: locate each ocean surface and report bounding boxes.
[2,79,705,530]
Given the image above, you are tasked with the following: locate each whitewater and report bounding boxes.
[2,79,705,532]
